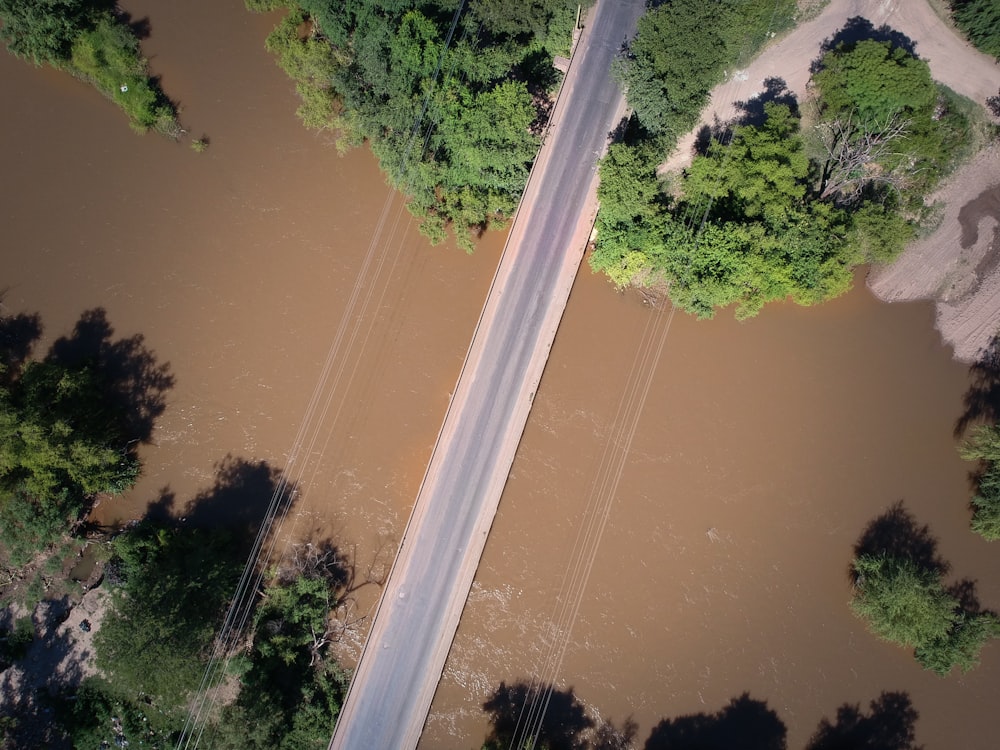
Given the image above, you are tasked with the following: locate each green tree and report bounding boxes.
[0,360,139,565]
[616,0,795,138]
[208,553,346,750]
[812,39,969,200]
[915,610,1000,675]
[684,103,810,227]
[850,553,958,648]
[949,0,1000,60]
[57,677,182,748]
[959,424,1000,540]
[95,523,243,711]
[251,0,574,247]
[0,0,95,64]
[813,40,936,122]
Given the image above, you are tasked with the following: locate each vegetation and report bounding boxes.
[0,616,34,670]
[850,507,1000,675]
[0,0,178,133]
[58,525,348,749]
[614,0,796,141]
[207,548,347,749]
[592,14,979,319]
[56,677,181,749]
[850,554,958,647]
[247,0,580,250]
[959,424,1000,540]
[93,522,243,711]
[947,0,1000,61]
[0,358,140,566]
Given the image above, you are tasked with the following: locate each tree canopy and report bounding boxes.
[615,0,796,139]
[0,0,96,64]
[94,523,244,710]
[959,424,1000,540]
[252,0,580,250]
[0,358,139,565]
[0,0,179,133]
[948,0,1000,61]
[850,549,1000,675]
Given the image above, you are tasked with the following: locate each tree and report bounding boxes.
[915,610,1000,675]
[616,0,796,139]
[813,40,936,123]
[811,38,966,199]
[57,677,181,748]
[959,424,1000,540]
[684,103,809,227]
[208,549,347,750]
[0,0,96,64]
[95,523,243,711]
[0,359,139,564]
[850,553,958,648]
[252,0,570,248]
[948,0,1000,61]
[815,110,912,202]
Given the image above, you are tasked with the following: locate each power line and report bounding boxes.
[506,3,786,747]
[174,3,469,747]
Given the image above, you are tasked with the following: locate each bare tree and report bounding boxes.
[815,110,912,203]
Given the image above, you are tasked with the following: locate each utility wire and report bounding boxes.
[175,3,469,747]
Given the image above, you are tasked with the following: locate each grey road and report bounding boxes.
[329,1,645,747]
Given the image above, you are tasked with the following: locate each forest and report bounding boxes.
[590,1,990,319]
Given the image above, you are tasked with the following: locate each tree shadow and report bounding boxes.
[734,77,799,127]
[0,307,42,384]
[142,486,177,525]
[115,10,152,40]
[955,334,1000,437]
[482,680,594,750]
[805,691,922,750]
[947,577,985,615]
[853,501,948,576]
[644,692,786,750]
[811,17,919,73]
[47,308,174,445]
[176,455,289,548]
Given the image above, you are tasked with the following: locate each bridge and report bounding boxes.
[328,1,646,747]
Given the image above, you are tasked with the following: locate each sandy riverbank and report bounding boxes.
[867,144,1000,362]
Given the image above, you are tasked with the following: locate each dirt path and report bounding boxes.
[660,0,1000,362]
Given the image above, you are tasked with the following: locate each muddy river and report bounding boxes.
[1,1,997,748]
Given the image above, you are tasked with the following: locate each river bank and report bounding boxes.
[868,143,1000,362]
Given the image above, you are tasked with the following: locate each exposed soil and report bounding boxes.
[868,145,1000,361]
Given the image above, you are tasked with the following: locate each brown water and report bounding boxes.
[1,2,998,748]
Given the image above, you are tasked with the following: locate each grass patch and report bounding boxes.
[66,15,179,135]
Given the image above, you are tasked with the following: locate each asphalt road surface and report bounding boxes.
[329,1,646,747]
